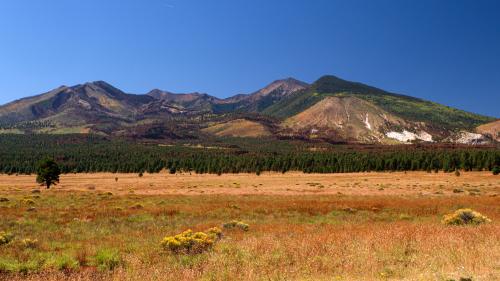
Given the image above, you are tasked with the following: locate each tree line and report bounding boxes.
[0,134,498,174]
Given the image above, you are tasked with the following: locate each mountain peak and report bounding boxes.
[80,80,121,92]
[252,77,308,98]
[278,77,308,84]
[220,77,308,107]
[311,75,389,96]
[0,75,495,143]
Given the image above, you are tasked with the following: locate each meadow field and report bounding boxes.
[0,172,498,281]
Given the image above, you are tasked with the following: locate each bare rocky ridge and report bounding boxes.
[282,96,406,143]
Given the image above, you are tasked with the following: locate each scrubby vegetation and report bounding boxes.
[0,180,498,280]
[493,166,500,175]
[20,239,38,249]
[223,220,250,232]
[443,209,492,226]
[93,249,122,271]
[0,232,14,246]
[161,227,223,254]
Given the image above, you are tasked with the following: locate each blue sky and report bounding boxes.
[0,0,499,117]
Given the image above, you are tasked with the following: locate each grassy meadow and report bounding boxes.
[0,172,498,281]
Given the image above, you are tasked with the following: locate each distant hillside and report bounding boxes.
[0,75,496,144]
[477,120,500,142]
[214,78,308,113]
[264,75,493,130]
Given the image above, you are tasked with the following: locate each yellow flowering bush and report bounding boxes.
[0,231,14,245]
[22,199,36,205]
[205,227,223,240]
[161,227,222,254]
[223,220,249,231]
[21,238,38,249]
[442,209,491,226]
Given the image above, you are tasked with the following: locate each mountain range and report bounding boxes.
[0,75,498,144]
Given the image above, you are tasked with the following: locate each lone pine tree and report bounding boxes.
[36,159,61,189]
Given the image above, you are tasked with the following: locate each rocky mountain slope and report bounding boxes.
[477,120,500,142]
[0,75,496,144]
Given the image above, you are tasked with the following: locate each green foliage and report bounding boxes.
[48,254,79,271]
[0,257,18,273]
[93,249,122,271]
[493,166,500,175]
[36,158,60,189]
[262,90,324,118]
[0,134,498,175]
[352,93,493,130]
[442,209,491,226]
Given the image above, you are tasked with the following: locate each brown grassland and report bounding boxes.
[0,172,498,281]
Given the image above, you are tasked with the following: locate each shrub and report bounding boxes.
[161,227,222,254]
[343,207,358,213]
[0,257,43,274]
[206,227,223,240]
[49,255,79,271]
[0,257,20,274]
[0,232,14,245]
[94,249,122,271]
[399,214,412,221]
[454,170,461,177]
[223,220,249,232]
[443,209,491,226]
[0,197,9,202]
[22,199,36,205]
[130,203,144,210]
[21,238,38,249]
[493,166,500,175]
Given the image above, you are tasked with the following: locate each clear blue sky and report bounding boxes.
[0,0,499,117]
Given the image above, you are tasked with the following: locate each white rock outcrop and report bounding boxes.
[386,130,434,143]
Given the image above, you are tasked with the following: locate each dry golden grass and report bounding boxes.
[0,172,498,281]
[1,171,498,196]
